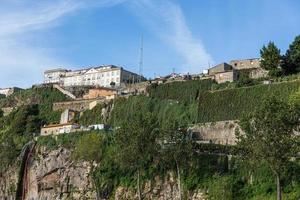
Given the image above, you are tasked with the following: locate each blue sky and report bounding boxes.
[0,0,299,88]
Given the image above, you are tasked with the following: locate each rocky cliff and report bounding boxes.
[0,144,207,200]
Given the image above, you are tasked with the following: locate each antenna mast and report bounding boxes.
[139,35,144,83]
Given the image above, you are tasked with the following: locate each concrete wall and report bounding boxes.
[249,68,268,79]
[214,70,238,84]
[190,120,242,145]
[208,63,232,75]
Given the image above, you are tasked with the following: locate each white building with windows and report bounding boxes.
[44,65,145,87]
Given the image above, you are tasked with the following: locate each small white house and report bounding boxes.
[89,124,105,130]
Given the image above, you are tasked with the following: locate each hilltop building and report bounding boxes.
[0,87,22,97]
[229,58,260,70]
[208,63,233,76]
[44,65,145,88]
[206,58,267,83]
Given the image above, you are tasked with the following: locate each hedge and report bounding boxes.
[148,79,214,103]
[198,80,300,123]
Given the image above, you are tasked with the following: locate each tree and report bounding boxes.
[114,112,158,200]
[260,42,282,76]
[159,120,193,200]
[73,133,104,199]
[237,96,299,200]
[282,35,300,75]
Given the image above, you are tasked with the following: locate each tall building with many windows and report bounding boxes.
[44,65,145,87]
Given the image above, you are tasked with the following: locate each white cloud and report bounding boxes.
[129,0,213,74]
[0,0,126,88]
[0,0,212,87]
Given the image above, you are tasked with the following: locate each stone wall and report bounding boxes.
[190,120,241,145]
[53,98,106,112]
[249,68,268,79]
[83,88,117,99]
[214,70,238,84]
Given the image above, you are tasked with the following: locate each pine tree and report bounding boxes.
[260,41,281,76]
[282,35,300,75]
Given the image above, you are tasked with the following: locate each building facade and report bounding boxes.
[208,63,233,75]
[214,70,238,84]
[40,123,80,136]
[44,65,145,88]
[83,88,117,99]
[205,58,264,83]
[0,87,22,97]
[229,58,260,70]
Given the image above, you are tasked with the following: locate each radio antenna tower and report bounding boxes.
[138,34,144,83]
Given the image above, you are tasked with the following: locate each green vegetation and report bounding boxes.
[0,86,69,172]
[148,79,214,103]
[110,96,198,127]
[35,130,300,200]
[282,35,300,75]
[198,80,300,123]
[1,71,300,199]
[114,112,159,200]
[237,97,299,200]
[78,104,105,125]
[260,41,282,76]
[160,121,194,200]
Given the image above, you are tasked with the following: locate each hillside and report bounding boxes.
[0,80,299,200]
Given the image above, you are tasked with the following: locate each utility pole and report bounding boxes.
[138,35,144,83]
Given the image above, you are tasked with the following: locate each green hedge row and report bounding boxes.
[198,80,300,123]
[148,79,214,103]
[109,96,198,127]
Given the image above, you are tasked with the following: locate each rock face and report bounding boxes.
[115,173,207,200]
[0,146,207,200]
[25,147,95,200]
[0,163,19,200]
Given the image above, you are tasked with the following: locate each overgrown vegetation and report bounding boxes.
[1,72,300,199]
[110,96,198,127]
[78,104,105,125]
[148,79,214,103]
[0,86,68,172]
[198,80,300,122]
